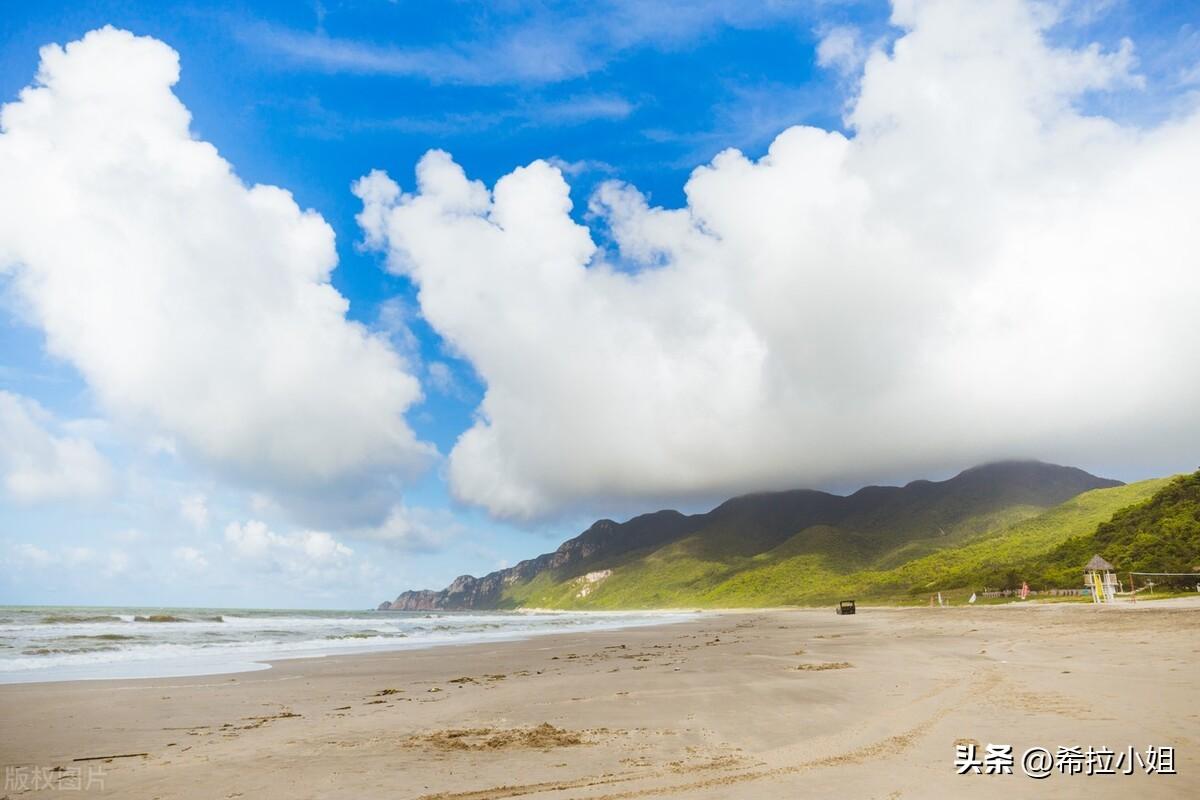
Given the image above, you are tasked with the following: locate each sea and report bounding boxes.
[0,606,696,684]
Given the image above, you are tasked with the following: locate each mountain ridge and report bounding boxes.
[379,460,1121,610]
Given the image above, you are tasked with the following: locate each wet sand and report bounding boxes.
[2,600,1198,799]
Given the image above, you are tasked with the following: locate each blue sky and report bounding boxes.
[2,0,1199,608]
[1,0,865,448]
[0,0,866,607]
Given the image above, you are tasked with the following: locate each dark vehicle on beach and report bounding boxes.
[836,600,856,615]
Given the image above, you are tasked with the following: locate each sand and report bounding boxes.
[2,600,1198,799]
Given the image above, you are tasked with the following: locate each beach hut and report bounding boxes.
[1085,554,1117,603]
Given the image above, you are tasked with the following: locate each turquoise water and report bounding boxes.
[0,605,694,684]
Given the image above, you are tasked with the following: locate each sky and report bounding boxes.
[1,0,1198,608]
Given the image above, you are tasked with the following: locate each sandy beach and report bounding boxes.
[2,601,1197,799]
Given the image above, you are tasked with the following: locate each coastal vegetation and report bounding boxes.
[498,477,1176,608]
[384,463,1200,610]
[1015,470,1200,590]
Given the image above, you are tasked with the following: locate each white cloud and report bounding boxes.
[247,1,805,86]
[63,546,95,566]
[224,520,277,560]
[816,25,867,75]
[179,493,210,531]
[0,27,432,524]
[11,542,53,567]
[0,390,113,503]
[1,527,383,605]
[547,157,616,177]
[350,503,459,553]
[532,94,635,125]
[173,545,208,570]
[6,541,131,577]
[425,361,471,401]
[357,0,1200,519]
[247,25,585,86]
[374,296,423,367]
[249,492,280,515]
[224,520,353,575]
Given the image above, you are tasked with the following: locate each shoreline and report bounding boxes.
[3,601,1197,798]
[0,608,702,687]
[4,597,1195,687]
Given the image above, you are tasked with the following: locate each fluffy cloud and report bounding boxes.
[225,520,353,571]
[0,391,112,503]
[0,27,431,523]
[358,0,1200,518]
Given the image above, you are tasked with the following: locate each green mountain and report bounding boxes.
[502,477,1169,608]
[1013,470,1200,590]
[381,461,1153,610]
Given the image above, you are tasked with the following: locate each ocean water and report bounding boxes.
[0,606,695,684]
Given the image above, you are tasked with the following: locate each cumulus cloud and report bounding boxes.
[224,520,353,575]
[0,27,431,523]
[0,390,112,503]
[357,0,1200,519]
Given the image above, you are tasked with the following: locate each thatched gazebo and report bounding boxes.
[1085,554,1117,603]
